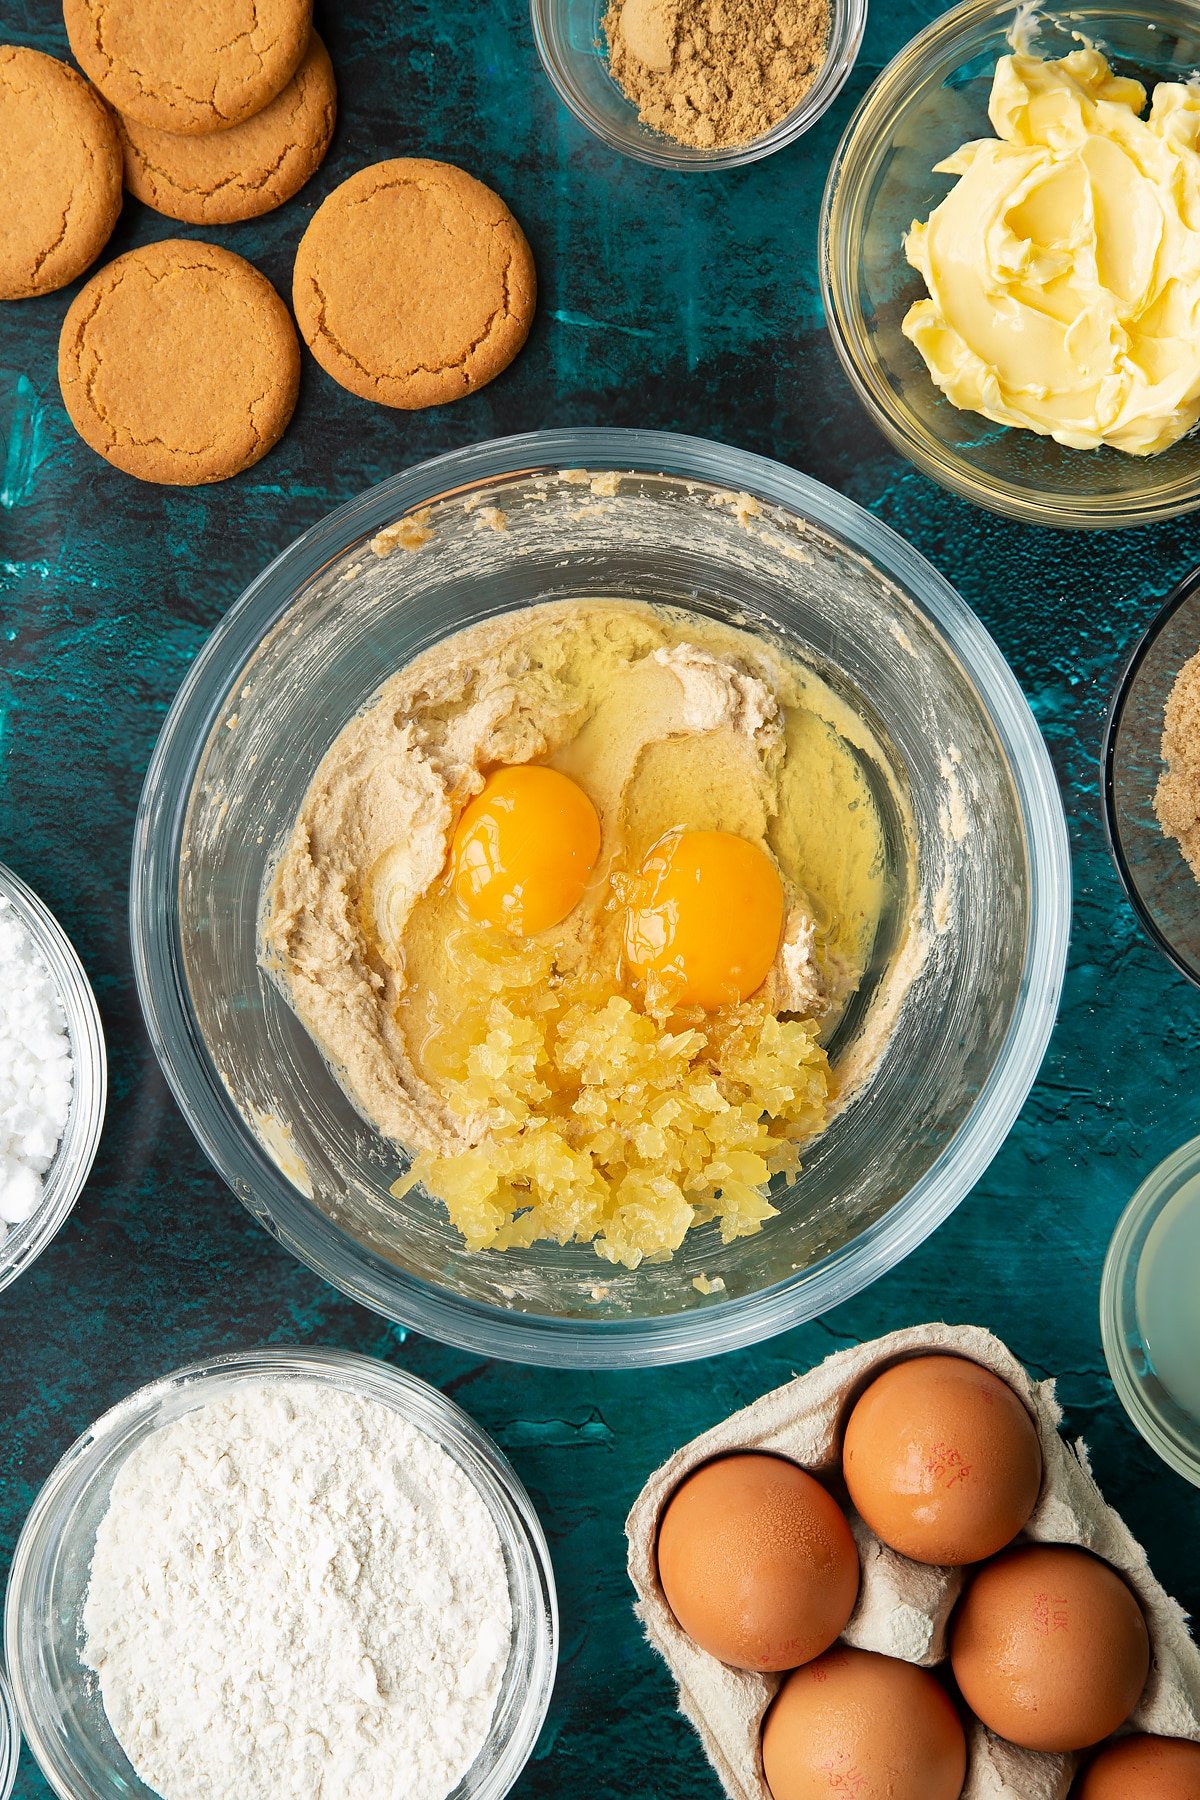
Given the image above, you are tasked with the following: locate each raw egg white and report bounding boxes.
[841,1354,1043,1566]
[761,1646,967,1800]
[950,1544,1150,1752]
[623,828,785,1011]
[655,1452,859,1672]
[1074,1733,1200,1797]
[450,764,601,935]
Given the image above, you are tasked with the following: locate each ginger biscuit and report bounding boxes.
[63,0,312,136]
[292,158,536,410]
[58,240,301,484]
[118,32,336,224]
[0,45,121,300]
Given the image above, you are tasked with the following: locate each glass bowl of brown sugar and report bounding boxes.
[531,0,866,170]
[1105,568,1200,988]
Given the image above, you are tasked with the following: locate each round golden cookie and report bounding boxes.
[63,0,312,136]
[58,240,300,484]
[292,157,536,409]
[118,32,336,224]
[0,45,121,300]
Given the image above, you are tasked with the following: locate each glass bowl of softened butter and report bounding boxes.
[821,0,1200,530]
[130,427,1070,1369]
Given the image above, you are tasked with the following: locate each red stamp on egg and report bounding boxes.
[927,1441,971,1489]
[1032,1591,1070,1635]
[821,1756,867,1792]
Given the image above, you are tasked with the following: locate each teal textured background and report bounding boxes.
[2,1,1200,1794]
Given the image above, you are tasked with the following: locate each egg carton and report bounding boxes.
[626,1322,1200,1800]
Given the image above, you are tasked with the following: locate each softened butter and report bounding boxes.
[904,49,1200,456]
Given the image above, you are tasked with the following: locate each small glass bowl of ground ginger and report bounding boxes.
[1106,568,1200,987]
[531,0,866,169]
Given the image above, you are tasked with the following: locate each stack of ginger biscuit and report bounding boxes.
[1,0,536,485]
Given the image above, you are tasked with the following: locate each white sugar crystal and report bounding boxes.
[0,895,74,1237]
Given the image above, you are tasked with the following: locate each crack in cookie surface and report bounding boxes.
[117,35,335,223]
[292,158,536,409]
[65,0,311,132]
[0,46,122,297]
[58,241,299,482]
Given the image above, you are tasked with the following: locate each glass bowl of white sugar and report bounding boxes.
[4,1346,558,1800]
[0,863,106,1294]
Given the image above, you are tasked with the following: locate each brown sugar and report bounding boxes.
[603,0,831,150]
[1155,647,1200,882]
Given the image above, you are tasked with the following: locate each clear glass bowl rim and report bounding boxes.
[819,0,1200,530]
[0,1665,18,1800]
[0,862,107,1296]
[130,425,1071,1369]
[3,1345,558,1800]
[1102,564,1200,990]
[1100,1134,1200,1487]
[529,0,867,170]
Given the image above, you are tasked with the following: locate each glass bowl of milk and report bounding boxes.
[1102,1136,1200,1487]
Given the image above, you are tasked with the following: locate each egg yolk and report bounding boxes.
[623,829,786,1011]
[450,765,602,936]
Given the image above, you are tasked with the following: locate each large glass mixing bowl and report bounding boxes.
[131,429,1070,1367]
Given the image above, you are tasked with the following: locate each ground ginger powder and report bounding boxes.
[603,0,831,150]
[1156,648,1200,881]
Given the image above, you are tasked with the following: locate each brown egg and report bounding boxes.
[1074,1734,1200,1798]
[950,1545,1150,1752]
[841,1354,1043,1565]
[762,1647,967,1800]
[656,1452,859,1672]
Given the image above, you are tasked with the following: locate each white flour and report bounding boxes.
[0,894,73,1232]
[82,1380,513,1800]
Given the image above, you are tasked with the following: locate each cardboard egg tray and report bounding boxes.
[625,1322,1200,1800]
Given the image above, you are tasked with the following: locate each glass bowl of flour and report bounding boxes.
[0,863,106,1294]
[3,1346,558,1800]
